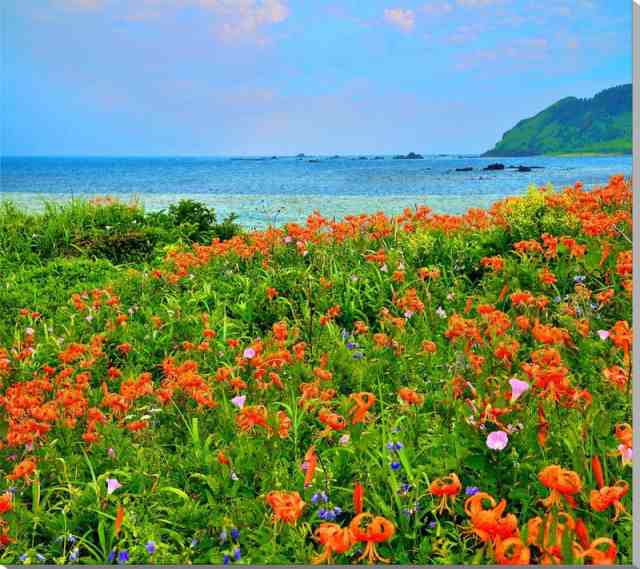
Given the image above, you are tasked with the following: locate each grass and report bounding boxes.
[0,176,632,565]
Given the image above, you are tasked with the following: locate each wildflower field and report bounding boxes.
[0,175,633,565]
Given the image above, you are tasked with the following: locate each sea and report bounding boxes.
[0,155,632,230]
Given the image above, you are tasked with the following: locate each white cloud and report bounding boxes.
[383,8,416,33]
[210,0,289,44]
[56,0,104,10]
[422,1,453,16]
[456,0,504,7]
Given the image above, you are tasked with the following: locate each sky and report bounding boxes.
[1,0,633,156]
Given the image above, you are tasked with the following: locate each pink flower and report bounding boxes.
[486,430,509,451]
[597,330,610,341]
[243,347,256,359]
[231,395,246,409]
[106,478,122,495]
[619,444,633,465]
[339,434,350,445]
[508,378,530,403]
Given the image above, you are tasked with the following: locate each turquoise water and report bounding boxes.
[1,155,631,229]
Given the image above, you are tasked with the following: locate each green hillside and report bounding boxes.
[483,84,632,157]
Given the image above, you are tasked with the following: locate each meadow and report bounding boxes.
[0,176,633,565]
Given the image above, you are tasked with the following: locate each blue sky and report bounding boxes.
[2,0,632,156]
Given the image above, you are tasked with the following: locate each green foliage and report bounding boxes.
[484,84,632,156]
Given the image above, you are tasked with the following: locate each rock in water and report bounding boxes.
[393,152,424,160]
[483,162,505,171]
[456,167,473,172]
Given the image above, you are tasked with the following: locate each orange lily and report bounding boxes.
[311,523,353,564]
[6,458,36,483]
[575,538,617,565]
[303,446,318,488]
[538,465,582,509]
[589,480,629,521]
[353,482,364,515]
[349,513,395,564]
[114,504,125,537]
[495,537,530,565]
[429,473,461,515]
[266,491,305,526]
[349,392,376,425]
[464,493,519,544]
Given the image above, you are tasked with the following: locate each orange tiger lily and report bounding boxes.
[349,392,376,425]
[6,458,36,483]
[349,513,395,564]
[495,537,530,565]
[430,473,461,515]
[303,446,318,488]
[575,538,617,565]
[526,511,576,564]
[311,523,353,564]
[0,492,12,515]
[114,504,125,537]
[591,455,605,489]
[266,491,305,526]
[353,482,364,515]
[464,493,518,544]
[538,465,582,509]
[318,408,347,431]
[398,387,424,406]
[589,481,629,521]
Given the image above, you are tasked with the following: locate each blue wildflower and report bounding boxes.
[223,554,230,565]
[219,530,228,544]
[145,541,156,555]
[107,549,115,563]
[428,521,437,529]
[465,486,480,496]
[70,548,80,562]
[391,462,401,470]
[117,549,129,564]
[234,547,241,561]
[231,528,240,541]
[19,554,28,562]
[346,342,356,350]
[36,554,46,562]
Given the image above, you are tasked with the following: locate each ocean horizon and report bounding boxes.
[1,154,632,229]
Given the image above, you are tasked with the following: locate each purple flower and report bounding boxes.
[391,462,401,470]
[346,342,356,350]
[117,550,129,564]
[243,347,256,359]
[230,395,246,409]
[486,430,509,451]
[223,554,230,565]
[465,486,480,496]
[106,478,122,495]
[145,541,156,555]
[428,521,436,529]
[231,528,240,541]
[107,550,115,563]
[234,547,241,561]
[508,378,530,403]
